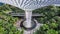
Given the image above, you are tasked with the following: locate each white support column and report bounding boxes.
[24,10,32,28]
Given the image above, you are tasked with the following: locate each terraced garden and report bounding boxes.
[0,4,60,34]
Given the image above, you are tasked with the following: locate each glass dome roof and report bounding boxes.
[0,0,60,10]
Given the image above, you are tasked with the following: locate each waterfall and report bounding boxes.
[24,10,32,28]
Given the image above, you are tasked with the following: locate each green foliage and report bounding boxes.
[42,24,49,30]
[0,13,23,34]
[1,4,60,34]
[0,6,23,34]
[0,4,24,13]
[33,5,60,34]
[47,29,58,34]
[33,5,59,24]
[49,23,58,28]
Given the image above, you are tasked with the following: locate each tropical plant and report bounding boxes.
[0,5,24,34]
[33,5,60,34]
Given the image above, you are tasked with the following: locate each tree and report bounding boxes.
[33,5,60,34]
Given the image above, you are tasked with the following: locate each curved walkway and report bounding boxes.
[14,19,43,34]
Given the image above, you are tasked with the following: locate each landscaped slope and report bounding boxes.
[33,6,60,34]
[0,4,24,34]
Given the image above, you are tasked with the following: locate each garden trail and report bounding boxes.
[24,23,41,34]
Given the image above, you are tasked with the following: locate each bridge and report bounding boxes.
[9,13,44,18]
[0,0,60,34]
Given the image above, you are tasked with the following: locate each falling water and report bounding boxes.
[0,0,58,34]
[24,10,32,28]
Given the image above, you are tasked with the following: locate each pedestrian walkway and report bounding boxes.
[14,19,43,34]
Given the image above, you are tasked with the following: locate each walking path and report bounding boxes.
[14,19,43,34]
